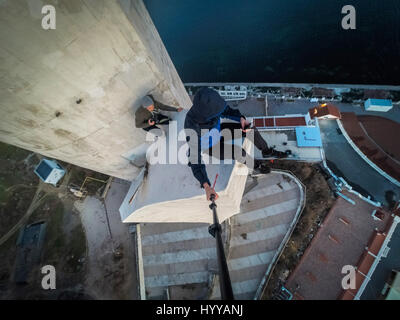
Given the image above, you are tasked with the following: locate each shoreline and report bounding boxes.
[185,82,400,91]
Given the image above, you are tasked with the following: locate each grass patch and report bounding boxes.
[0,142,32,162]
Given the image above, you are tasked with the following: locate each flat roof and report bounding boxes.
[295,126,322,147]
[254,130,324,162]
[366,99,392,107]
[253,116,306,128]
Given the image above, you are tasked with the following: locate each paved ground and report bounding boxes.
[140,171,302,300]
[211,172,302,299]
[361,224,400,300]
[318,119,400,206]
[75,179,138,299]
[236,97,266,117]
[285,191,390,300]
[267,97,400,123]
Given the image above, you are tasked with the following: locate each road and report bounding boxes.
[319,120,400,206]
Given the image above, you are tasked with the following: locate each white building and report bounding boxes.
[364,99,393,112]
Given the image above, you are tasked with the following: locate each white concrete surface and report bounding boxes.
[211,172,303,300]
[136,171,303,300]
[254,130,324,162]
[0,0,191,180]
[120,111,251,224]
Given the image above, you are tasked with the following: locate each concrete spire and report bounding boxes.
[0,0,191,180]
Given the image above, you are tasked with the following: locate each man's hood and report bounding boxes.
[187,88,226,123]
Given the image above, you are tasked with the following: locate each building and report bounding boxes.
[311,87,335,99]
[252,114,324,162]
[364,99,393,112]
[218,89,247,101]
[309,104,341,120]
[34,159,66,186]
[0,0,191,181]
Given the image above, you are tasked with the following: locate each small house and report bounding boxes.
[364,99,393,112]
[34,159,66,186]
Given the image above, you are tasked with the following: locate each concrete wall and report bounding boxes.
[0,0,191,180]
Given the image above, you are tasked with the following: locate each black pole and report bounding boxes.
[208,194,234,300]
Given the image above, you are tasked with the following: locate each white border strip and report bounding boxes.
[336,119,400,187]
[131,224,146,300]
[253,170,306,300]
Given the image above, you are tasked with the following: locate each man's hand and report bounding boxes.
[148,119,155,126]
[203,183,219,201]
[240,117,251,132]
[177,107,183,112]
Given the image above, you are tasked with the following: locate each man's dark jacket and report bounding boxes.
[135,95,178,128]
[184,88,244,187]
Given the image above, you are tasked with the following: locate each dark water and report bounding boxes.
[144,0,400,85]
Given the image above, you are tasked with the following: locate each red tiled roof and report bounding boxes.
[309,104,341,119]
[348,271,366,296]
[265,118,275,127]
[253,118,264,127]
[367,231,386,256]
[339,290,355,300]
[357,251,375,275]
[253,116,306,128]
[341,112,400,182]
[275,117,306,126]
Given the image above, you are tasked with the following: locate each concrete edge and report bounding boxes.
[131,224,146,300]
[253,169,306,300]
[336,119,400,187]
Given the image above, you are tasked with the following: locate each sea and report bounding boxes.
[144,0,400,85]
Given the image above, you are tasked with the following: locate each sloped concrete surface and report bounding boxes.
[139,172,303,300]
[120,111,251,224]
[139,222,220,299]
[210,172,302,299]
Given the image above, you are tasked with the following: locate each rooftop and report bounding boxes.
[285,190,391,300]
[308,104,341,119]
